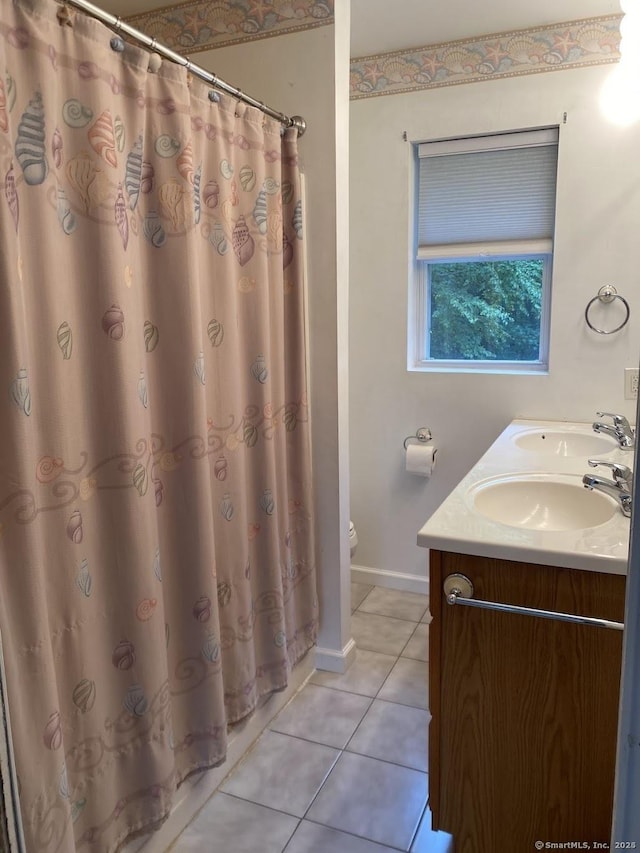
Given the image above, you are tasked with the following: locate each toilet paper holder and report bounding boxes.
[403,427,432,450]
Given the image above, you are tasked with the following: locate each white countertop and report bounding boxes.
[417,419,632,575]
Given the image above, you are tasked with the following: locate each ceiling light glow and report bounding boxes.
[600,1,640,125]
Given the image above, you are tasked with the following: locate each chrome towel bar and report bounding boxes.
[443,572,624,631]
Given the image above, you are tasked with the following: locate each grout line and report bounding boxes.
[216,789,301,821]
[312,665,429,709]
[287,635,429,848]
[269,694,374,752]
[399,621,429,663]
[350,643,413,656]
[306,681,391,700]
[298,815,409,852]
[398,621,419,659]
[263,725,428,771]
[297,744,343,828]
[297,747,428,851]
[353,585,375,611]
[343,741,429,776]
[354,608,427,626]
[269,688,431,751]
[409,801,432,852]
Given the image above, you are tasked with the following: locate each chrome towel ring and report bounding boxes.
[585,285,630,335]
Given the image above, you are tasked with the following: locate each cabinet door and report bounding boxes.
[429,550,625,853]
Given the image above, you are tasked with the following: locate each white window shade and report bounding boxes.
[417,129,559,250]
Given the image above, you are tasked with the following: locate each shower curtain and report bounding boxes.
[0,1,318,851]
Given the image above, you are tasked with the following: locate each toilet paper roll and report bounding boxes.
[406,443,437,477]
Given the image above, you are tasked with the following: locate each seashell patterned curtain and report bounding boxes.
[0,1,317,850]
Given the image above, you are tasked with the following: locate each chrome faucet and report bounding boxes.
[582,459,633,518]
[592,411,635,450]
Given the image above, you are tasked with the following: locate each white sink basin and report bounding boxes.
[468,473,619,531]
[512,429,617,457]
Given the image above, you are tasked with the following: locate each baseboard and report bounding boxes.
[132,651,315,853]
[315,636,357,673]
[351,564,429,597]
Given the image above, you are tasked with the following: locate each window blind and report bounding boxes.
[417,128,559,251]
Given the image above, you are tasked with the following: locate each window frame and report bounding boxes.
[408,128,558,375]
[412,249,552,374]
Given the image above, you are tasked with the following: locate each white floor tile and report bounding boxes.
[357,587,428,622]
[285,820,400,853]
[411,808,454,853]
[310,649,397,697]
[171,792,297,852]
[402,622,428,662]
[271,684,371,748]
[307,752,427,850]
[220,730,339,818]
[346,699,429,771]
[378,657,428,709]
[351,582,374,611]
[351,611,417,656]
[169,586,434,852]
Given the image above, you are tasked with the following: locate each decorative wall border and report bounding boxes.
[126,0,334,54]
[350,15,621,100]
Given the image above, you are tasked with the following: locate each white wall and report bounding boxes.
[201,19,353,668]
[350,64,640,587]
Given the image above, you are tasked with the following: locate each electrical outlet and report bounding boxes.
[625,367,639,400]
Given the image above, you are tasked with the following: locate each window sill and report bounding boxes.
[408,362,549,376]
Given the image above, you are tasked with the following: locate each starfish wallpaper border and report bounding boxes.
[350,16,621,99]
[127,0,334,53]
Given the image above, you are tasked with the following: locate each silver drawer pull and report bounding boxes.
[443,573,624,631]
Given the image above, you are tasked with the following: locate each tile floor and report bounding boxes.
[170,584,452,853]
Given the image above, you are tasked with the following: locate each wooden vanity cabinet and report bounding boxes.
[429,549,626,853]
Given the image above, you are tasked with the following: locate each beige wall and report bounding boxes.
[201,17,353,666]
[350,64,640,588]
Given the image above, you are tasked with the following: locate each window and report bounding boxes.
[410,128,559,373]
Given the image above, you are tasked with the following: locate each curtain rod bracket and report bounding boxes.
[290,116,307,137]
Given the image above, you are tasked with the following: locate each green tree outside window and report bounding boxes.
[428,259,543,361]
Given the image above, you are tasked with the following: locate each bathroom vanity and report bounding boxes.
[418,420,630,853]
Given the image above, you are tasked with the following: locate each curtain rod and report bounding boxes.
[63,0,307,136]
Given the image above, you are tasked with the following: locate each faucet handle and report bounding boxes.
[587,459,633,487]
[596,412,632,432]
